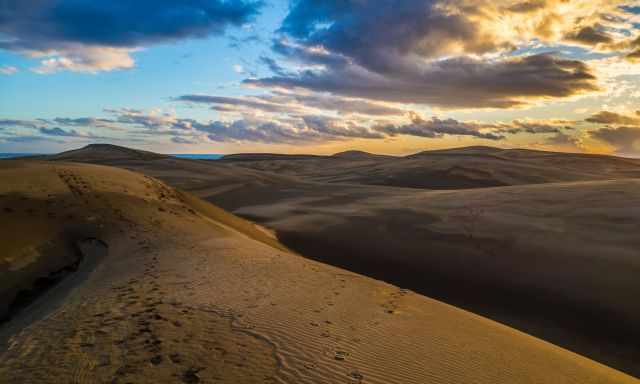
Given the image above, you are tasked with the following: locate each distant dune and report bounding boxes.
[220,153,325,161]
[14,143,640,379]
[212,146,640,190]
[2,160,635,383]
[43,143,168,163]
[331,150,395,160]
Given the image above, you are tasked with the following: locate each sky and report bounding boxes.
[2,1,640,156]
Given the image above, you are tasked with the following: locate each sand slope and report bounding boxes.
[40,144,640,377]
[0,160,636,383]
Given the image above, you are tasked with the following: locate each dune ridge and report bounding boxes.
[221,145,640,189]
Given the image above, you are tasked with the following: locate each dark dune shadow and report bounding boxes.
[274,212,640,378]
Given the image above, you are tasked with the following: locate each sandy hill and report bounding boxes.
[410,145,507,156]
[222,146,640,189]
[45,144,168,163]
[28,144,640,377]
[220,153,325,161]
[331,150,394,160]
[1,160,635,383]
[49,144,640,190]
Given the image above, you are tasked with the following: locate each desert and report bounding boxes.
[3,1,640,382]
[0,145,637,383]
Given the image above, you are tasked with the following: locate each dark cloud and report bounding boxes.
[375,114,504,140]
[200,120,310,143]
[302,115,385,139]
[279,0,509,73]
[498,120,569,134]
[0,1,263,51]
[566,25,614,46]
[39,126,82,137]
[507,1,548,13]
[590,126,640,155]
[259,56,289,76]
[628,49,640,61]
[228,34,262,48]
[172,136,199,145]
[586,111,640,125]
[244,0,612,109]
[0,1,263,72]
[270,38,350,69]
[248,53,599,109]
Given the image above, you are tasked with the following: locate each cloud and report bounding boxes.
[0,0,263,73]
[248,53,599,109]
[0,66,18,75]
[38,126,103,138]
[175,95,295,114]
[259,56,289,76]
[497,119,575,134]
[175,92,407,116]
[278,0,635,61]
[627,48,640,62]
[0,116,113,144]
[586,111,640,125]
[581,110,640,155]
[105,108,385,143]
[227,34,262,48]
[281,92,407,116]
[201,120,311,143]
[233,64,245,74]
[0,106,592,148]
[565,25,614,46]
[302,115,385,139]
[543,132,583,150]
[375,114,504,140]
[172,136,199,145]
[242,0,640,109]
[590,126,640,155]
[1,135,64,144]
[30,47,135,74]
[0,119,41,129]
[49,117,123,131]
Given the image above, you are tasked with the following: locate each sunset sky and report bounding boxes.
[2,1,640,155]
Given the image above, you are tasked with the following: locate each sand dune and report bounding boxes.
[221,146,640,189]
[37,144,640,378]
[1,160,635,383]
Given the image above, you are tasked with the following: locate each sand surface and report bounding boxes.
[40,144,640,377]
[0,160,637,383]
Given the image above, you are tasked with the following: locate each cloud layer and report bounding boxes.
[0,0,263,73]
[585,111,640,155]
[248,52,599,108]
[247,0,640,109]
